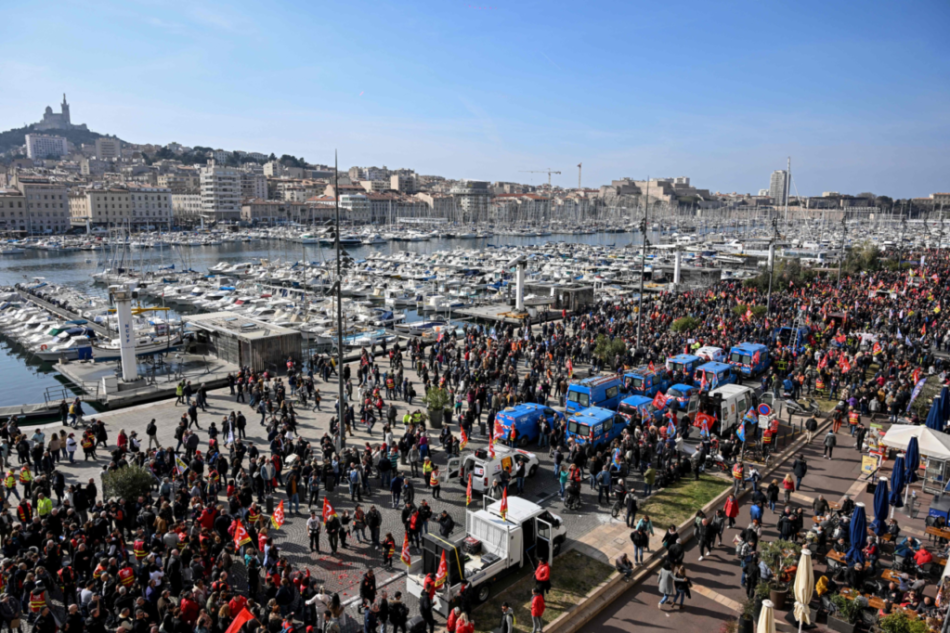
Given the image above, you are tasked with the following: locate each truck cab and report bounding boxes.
[493,404,562,447]
[728,342,770,377]
[695,346,726,363]
[565,406,628,449]
[406,497,568,615]
[565,374,623,414]
[444,445,540,494]
[618,395,669,425]
[665,354,703,382]
[693,361,737,391]
[622,366,671,398]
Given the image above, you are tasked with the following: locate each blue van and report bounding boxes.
[728,342,771,377]
[493,403,563,447]
[693,361,737,391]
[622,366,672,398]
[565,406,628,448]
[565,375,624,415]
[773,326,810,352]
[617,395,667,425]
[665,354,703,382]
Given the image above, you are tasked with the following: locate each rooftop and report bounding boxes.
[183,312,298,341]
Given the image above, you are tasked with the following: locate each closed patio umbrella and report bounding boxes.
[905,436,920,484]
[890,455,906,510]
[940,386,950,425]
[846,502,867,565]
[926,398,943,431]
[758,599,775,633]
[871,477,889,535]
[793,549,815,632]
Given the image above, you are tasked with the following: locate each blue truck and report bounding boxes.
[693,361,738,391]
[622,366,672,398]
[728,342,771,377]
[665,354,703,382]
[493,403,563,447]
[565,375,624,415]
[617,395,667,425]
[565,406,628,449]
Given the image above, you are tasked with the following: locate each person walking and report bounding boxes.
[805,416,818,443]
[791,454,808,490]
[697,518,716,561]
[782,473,796,505]
[530,587,545,633]
[823,430,837,459]
[672,565,692,609]
[724,493,739,529]
[658,563,676,609]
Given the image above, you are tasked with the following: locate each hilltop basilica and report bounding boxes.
[33,94,87,131]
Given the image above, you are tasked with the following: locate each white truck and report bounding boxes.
[442,445,541,494]
[405,497,568,616]
[690,383,778,436]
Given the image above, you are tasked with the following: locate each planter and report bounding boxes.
[427,408,443,429]
[738,614,754,633]
[827,616,856,633]
[769,588,789,610]
[752,597,763,621]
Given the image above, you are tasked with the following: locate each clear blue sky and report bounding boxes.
[2,0,948,198]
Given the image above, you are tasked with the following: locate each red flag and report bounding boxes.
[459,427,469,451]
[745,309,753,321]
[225,608,255,633]
[566,358,573,377]
[493,419,506,440]
[466,474,473,506]
[913,367,921,384]
[699,372,708,392]
[840,357,851,373]
[500,487,509,522]
[233,520,251,550]
[648,361,655,372]
[872,342,882,355]
[488,433,496,459]
[400,532,411,566]
[435,549,448,588]
[652,390,668,410]
[271,500,285,530]
[322,497,338,524]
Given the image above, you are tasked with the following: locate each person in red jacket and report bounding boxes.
[456,613,474,633]
[723,493,739,529]
[446,606,460,632]
[179,590,200,624]
[535,560,551,596]
[531,587,546,632]
[914,547,933,568]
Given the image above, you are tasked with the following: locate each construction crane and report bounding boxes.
[520,169,561,187]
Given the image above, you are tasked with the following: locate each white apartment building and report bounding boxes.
[339,194,371,223]
[199,161,241,221]
[95,137,121,161]
[241,171,268,201]
[770,170,788,206]
[212,149,230,163]
[25,134,68,160]
[172,193,202,222]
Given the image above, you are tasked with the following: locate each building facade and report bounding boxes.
[25,134,68,160]
[0,190,28,233]
[449,180,491,222]
[172,192,202,223]
[95,138,121,161]
[10,173,70,233]
[69,188,132,227]
[241,170,268,201]
[128,186,173,227]
[769,170,788,207]
[199,161,241,221]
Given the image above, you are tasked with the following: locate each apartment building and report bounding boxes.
[199,161,241,221]
[95,137,121,161]
[10,173,70,233]
[0,190,28,233]
[241,170,267,201]
[172,192,202,223]
[128,185,173,227]
[25,134,68,160]
[69,187,132,227]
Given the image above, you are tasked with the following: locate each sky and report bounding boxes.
[1,0,948,198]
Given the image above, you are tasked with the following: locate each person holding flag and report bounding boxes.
[382,532,396,570]
[232,519,252,551]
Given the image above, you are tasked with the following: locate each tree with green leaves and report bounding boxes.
[102,464,155,502]
[671,316,701,333]
[594,334,627,368]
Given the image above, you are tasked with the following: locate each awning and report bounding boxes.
[881,425,950,460]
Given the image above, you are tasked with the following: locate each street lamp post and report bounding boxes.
[766,218,779,317]
[635,217,648,352]
[837,216,847,286]
[897,212,907,270]
[333,152,344,455]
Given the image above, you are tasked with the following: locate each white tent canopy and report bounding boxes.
[880,425,950,460]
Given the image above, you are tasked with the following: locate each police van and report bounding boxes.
[493,404,563,447]
[565,375,623,414]
[693,361,738,391]
[622,366,672,398]
[565,406,628,450]
[728,343,770,377]
[665,354,703,381]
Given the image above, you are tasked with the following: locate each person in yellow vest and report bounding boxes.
[117,564,135,588]
[92,560,107,581]
[35,493,52,518]
[430,467,441,499]
[732,461,744,496]
[422,458,434,489]
[19,466,33,497]
[402,412,412,427]
[247,503,262,527]
[28,582,48,619]
[3,469,18,501]
[133,533,148,564]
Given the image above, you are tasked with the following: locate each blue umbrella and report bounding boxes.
[940,386,950,425]
[906,436,921,484]
[847,503,867,565]
[890,455,906,508]
[926,399,943,431]
[871,477,889,536]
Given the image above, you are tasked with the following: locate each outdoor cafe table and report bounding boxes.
[839,587,886,611]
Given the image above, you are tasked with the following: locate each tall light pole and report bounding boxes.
[897,211,907,270]
[766,217,779,317]
[635,178,650,352]
[837,216,847,286]
[334,151,344,455]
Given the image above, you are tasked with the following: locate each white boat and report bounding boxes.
[92,334,184,362]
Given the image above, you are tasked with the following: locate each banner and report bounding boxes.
[271,500,285,530]
[400,532,411,566]
[861,456,878,475]
[907,378,928,412]
[233,520,251,550]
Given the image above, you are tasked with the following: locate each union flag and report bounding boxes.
[233,520,251,550]
[872,342,882,355]
[466,474,473,506]
[400,532,411,566]
[493,419,506,440]
[648,361,655,372]
[459,427,469,451]
[500,486,508,522]
[322,497,338,525]
[434,549,448,588]
[840,357,851,374]
[488,433,496,459]
[271,500,285,530]
[652,390,668,410]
